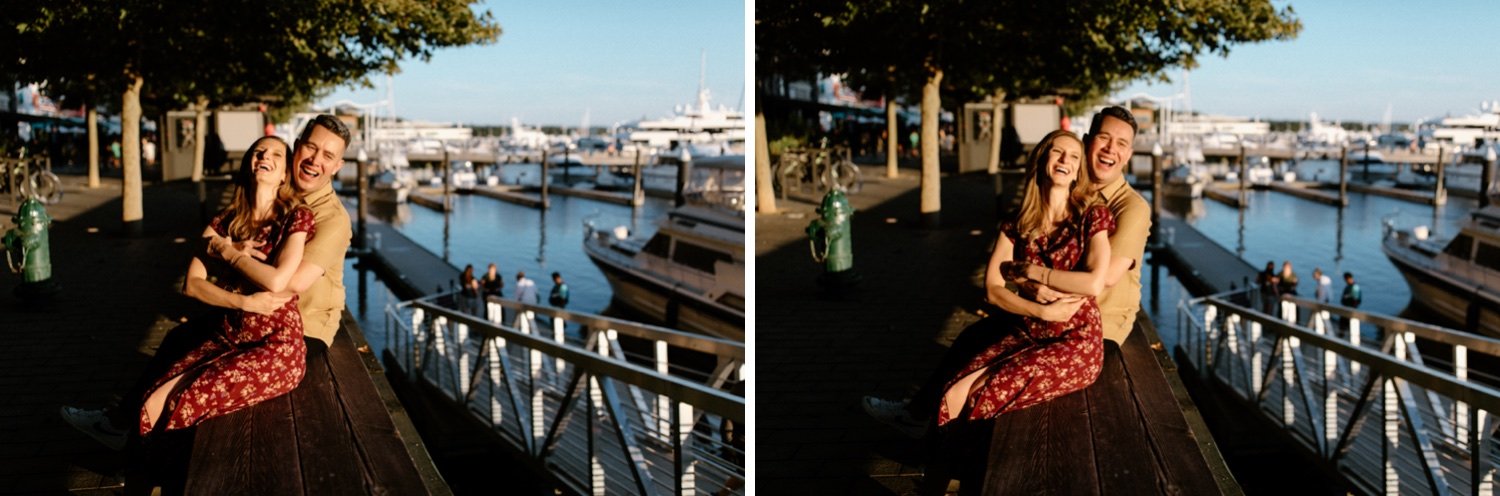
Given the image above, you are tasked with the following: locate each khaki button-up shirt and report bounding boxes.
[1096,176,1151,343]
[298,184,351,345]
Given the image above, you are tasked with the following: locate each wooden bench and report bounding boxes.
[172,313,447,494]
[981,315,1239,495]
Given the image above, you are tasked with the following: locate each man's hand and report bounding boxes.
[999,261,1030,282]
[1019,280,1077,304]
[242,291,293,315]
[1037,296,1085,322]
[206,234,266,262]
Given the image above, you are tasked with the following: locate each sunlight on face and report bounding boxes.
[1045,138,1083,187]
[1088,116,1135,186]
[249,140,287,189]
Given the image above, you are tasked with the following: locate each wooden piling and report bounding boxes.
[1483,156,1496,208]
[540,149,551,209]
[1434,148,1447,206]
[631,152,645,207]
[1151,152,1162,233]
[676,154,692,208]
[356,154,367,249]
[1237,145,1247,205]
[1338,146,1349,207]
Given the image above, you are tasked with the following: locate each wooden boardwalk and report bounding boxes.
[1154,216,1259,295]
[984,318,1235,495]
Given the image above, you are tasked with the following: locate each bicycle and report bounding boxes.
[3,154,63,205]
[773,145,862,201]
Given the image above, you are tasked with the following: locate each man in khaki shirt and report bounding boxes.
[861,106,1151,438]
[61,115,352,448]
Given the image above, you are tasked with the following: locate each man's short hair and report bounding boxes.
[299,114,351,148]
[1087,106,1139,139]
[1344,272,1354,280]
[551,271,561,279]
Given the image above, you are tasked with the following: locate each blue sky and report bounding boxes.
[317,0,746,128]
[1113,0,1500,124]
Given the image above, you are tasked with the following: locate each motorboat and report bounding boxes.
[545,153,593,185]
[594,153,747,200]
[1162,165,1207,199]
[582,155,746,341]
[448,160,478,191]
[370,168,414,203]
[1382,206,1500,335]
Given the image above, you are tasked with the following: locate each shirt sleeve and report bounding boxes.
[288,206,317,240]
[1109,197,1151,270]
[208,209,231,237]
[1087,204,1116,238]
[303,208,351,274]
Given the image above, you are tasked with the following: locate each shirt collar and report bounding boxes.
[1097,175,1129,202]
[302,183,335,205]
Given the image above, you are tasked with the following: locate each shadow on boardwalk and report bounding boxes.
[0,176,226,494]
[756,166,1002,494]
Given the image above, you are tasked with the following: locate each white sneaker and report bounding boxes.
[60,406,127,451]
[861,396,929,439]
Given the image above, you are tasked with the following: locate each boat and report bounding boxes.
[594,152,748,199]
[448,160,478,191]
[1381,206,1500,335]
[546,153,592,185]
[1162,165,1207,199]
[582,155,746,341]
[370,168,414,203]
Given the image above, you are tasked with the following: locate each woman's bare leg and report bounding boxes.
[941,368,990,421]
[142,375,185,432]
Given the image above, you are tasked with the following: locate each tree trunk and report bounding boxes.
[886,99,899,178]
[754,103,777,214]
[919,70,942,229]
[122,75,144,236]
[986,91,1005,174]
[192,97,208,182]
[87,107,99,189]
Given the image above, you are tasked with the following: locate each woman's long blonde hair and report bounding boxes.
[1013,130,1095,239]
[224,136,302,241]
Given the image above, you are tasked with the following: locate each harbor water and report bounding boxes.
[338,164,679,358]
[1141,159,1479,351]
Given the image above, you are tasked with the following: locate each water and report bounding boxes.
[1142,159,1479,351]
[338,171,678,358]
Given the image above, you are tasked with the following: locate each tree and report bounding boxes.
[4,0,500,235]
[758,0,1301,226]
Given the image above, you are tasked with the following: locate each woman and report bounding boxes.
[1278,260,1299,297]
[481,263,504,297]
[138,136,315,436]
[460,264,479,296]
[936,130,1113,426]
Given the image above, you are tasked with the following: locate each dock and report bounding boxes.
[1154,216,1258,294]
[1265,181,1346,206]
[409,189,452,212]
[756,166,1234,494]
[1345,181,1440,205]
[1203,185,1246,209]
[548,184,637,206]
[469,184,545,208]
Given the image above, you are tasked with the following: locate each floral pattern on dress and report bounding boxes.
[937,204,1116,426]
[138,206,317,436]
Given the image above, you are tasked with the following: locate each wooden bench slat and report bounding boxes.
[291,344,369,496]
[1088,341,1171,495]
[985,386,1100,495]
[1120,321,1233,495]
[186,394,302,495]
[325,327,435,495]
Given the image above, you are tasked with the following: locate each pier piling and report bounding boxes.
[540,149,551,209]
[631,152,645,207]
[356,151,368,248]
[1151,145,1163,241]
[1434,148,1447,206]
[1338,146,1349,207]
[1237,145,1247,205]
[1483,153,1496,208]
[676,153,692,208]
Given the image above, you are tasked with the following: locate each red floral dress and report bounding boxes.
[937,204,1115,426]
[138,206,316,436]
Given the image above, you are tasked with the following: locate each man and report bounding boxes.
[862,106,1151,437]
[549,272,570,308]
[1341,272,1362,308]
[61,115,353,450]
[1313,267,1333,304]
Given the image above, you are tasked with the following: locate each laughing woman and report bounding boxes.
[137,135,315,437]
[936,129,1115,426]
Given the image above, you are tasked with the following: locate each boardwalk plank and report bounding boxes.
[186,394,301,495]
[327,325,435,495]
[985,388,1099,495]
[1087,342,1166,496]
[291,345,367,496]
[1121,320,1235,495]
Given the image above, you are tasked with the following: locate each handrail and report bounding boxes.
[411,300,745,423]
[1204,296,1500,413]
[1281,294,1500,356]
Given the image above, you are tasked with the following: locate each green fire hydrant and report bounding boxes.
[3,197,59,299]
[806,189,859,290]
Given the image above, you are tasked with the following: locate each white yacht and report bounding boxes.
[582,155,746,341]
[1162,165,1207,199]
[1382,206,1500,335]
[370,168,414,203]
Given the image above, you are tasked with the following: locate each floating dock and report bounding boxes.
[1266,181,1346,206]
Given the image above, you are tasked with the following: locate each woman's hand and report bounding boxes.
[1037,295,1085,322]
[999,261,1030,282]
[1019,280,1077,304]
[242,291,293,315]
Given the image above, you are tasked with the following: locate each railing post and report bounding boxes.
[457,322,470,397]
[1205,305,1219,369]
[589,375,604,496]
[411,308,425,373]
[554,316,567,388]
[1458,344,1470,449]
[657,340,671,440]
[673,401,697,495]
[432,316,449,386]
[1282,338,1295,426]
[1251,321,1263,396]
[1351,317,1362,379]
[529,311,545,455]
[1385,377,1399,495]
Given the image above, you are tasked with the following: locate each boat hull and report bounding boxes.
[1383,241,1500,336]
[584,246,744,342]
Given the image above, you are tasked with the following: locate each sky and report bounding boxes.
[1112,0,1500,125]
[316,0,746,128]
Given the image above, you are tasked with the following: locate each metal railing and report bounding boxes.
[1177,287,1500,495]
[386,291,746,496]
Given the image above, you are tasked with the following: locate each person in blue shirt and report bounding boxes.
[1341,272,1362,308]
[549,272,570,308]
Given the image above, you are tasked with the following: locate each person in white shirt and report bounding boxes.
[1313,267,1333,303]
[511,271,541,331]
